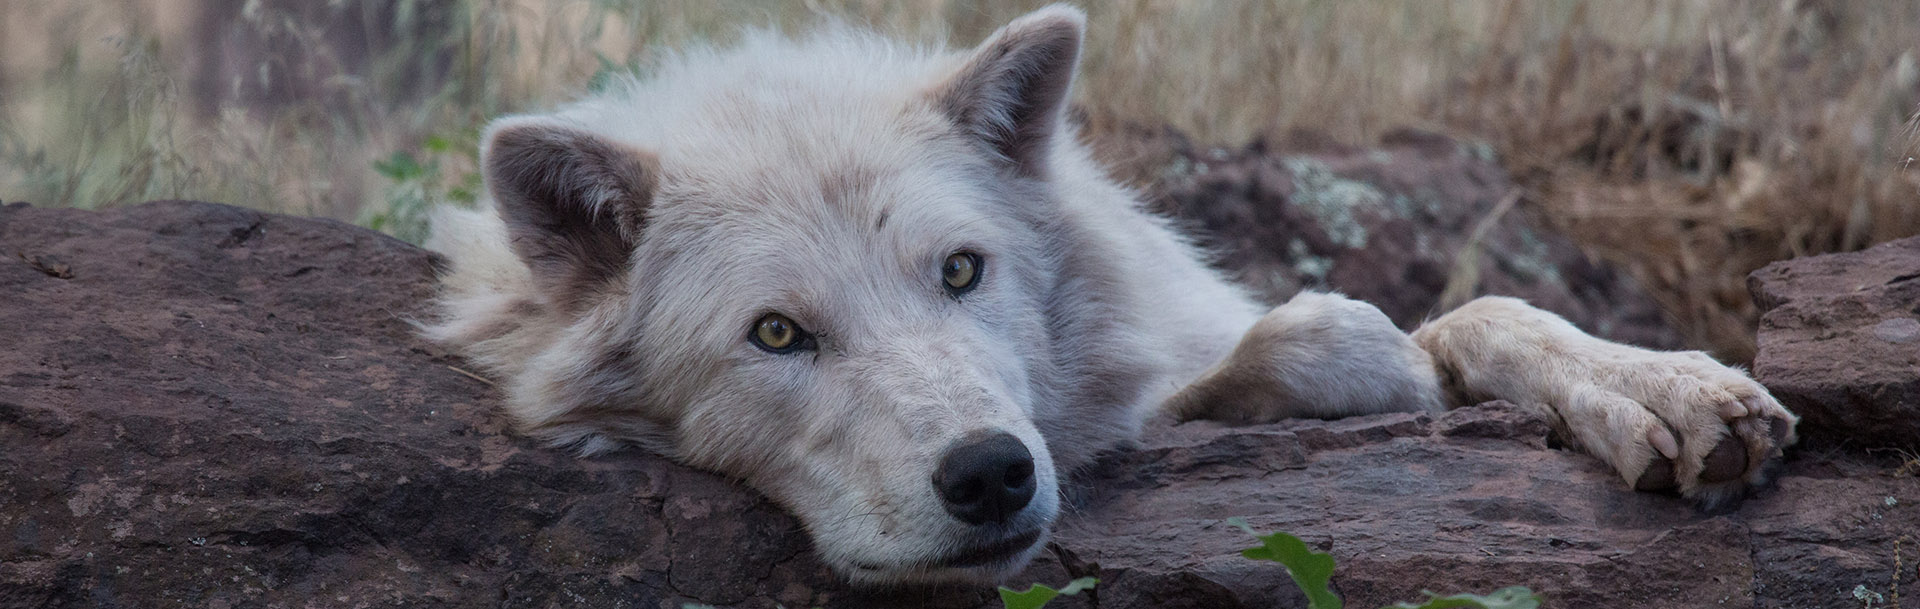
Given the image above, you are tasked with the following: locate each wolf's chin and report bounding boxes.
[839,528,1051,587]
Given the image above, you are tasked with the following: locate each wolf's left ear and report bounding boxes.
[483,118,657,311]
[931,4,1084,177]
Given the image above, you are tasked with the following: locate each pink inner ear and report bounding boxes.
[484,121,659,312]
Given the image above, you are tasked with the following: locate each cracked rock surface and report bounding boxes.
[2,200,1914,609]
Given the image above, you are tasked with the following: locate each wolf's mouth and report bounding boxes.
[932,528,1044,568]
[850,528,1046,575]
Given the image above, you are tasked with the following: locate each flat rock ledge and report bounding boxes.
[2,201,1914,609]
[1750,235,1920,450]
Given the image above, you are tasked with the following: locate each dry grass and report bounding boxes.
[2,0,1915,359]
[1894,449,1920,478]
[1427,2,1920,359]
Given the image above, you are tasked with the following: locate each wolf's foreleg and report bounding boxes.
[1411,296,1797,509]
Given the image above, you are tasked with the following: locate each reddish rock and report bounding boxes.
[1749,236,1920,449]
[2,201,1911,609]
[0,201,843,608]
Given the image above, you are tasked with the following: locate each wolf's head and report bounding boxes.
[439,6,1113,584]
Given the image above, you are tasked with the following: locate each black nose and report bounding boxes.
[933,432,1036,525]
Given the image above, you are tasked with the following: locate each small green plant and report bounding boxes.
[366,128,484,243]
[1227,517,1542,609]
[1228,516,1342,609]
[998,576,1097,609]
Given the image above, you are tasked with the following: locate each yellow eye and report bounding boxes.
[751,313,803,352]
[943,252,980,292]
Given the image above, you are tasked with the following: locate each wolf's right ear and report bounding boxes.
[483,119,658,311]
[931,4,1085,177]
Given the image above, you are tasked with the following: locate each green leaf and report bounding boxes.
[449,171,484,204]
[1227,517,1342,609]
[1379,587,1542,609]
[998,576,1097,609]
[372,150,424,181]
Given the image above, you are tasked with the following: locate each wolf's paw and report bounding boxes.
[1164,292,1444,424]
[1414,297,1801,511]
[1567,351,1799,511]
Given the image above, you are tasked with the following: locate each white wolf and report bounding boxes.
[424,5,1798,585]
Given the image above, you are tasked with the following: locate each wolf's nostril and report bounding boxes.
[1004,460,1033,488]
[933,431,1037,525]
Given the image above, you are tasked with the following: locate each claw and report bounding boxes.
[1716,400,1748,419]
[1646,425,1680,459]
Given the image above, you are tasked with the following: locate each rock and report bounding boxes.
[1750,236,1920,449]
[1151,129,1680,349]
[3,201,1913,609]
[0,201,844,608]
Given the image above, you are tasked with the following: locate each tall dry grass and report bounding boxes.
[1426,2,1920,359]
[1,0,1915,358]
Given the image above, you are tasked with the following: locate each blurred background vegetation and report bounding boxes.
[1,0,1915,360]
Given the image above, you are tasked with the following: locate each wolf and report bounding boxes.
[423,5,1799,585]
